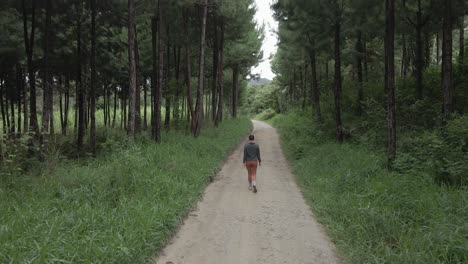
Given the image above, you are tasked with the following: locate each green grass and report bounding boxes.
[270,112,468,264]
[0,117,252,263]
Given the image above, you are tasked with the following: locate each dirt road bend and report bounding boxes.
[154,120,340,264]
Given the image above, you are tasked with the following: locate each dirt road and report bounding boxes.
[154,120,340,264]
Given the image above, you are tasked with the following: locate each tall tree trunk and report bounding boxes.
[309,48,321,121]
[158,9,165,137]
[334,21,343,143]
[401,0,408,78]
[363,39,369,82]
[212,18,219,122]
[442,0,454,115]
[215,19,225,126]
[437,32,441,65]
[10,95,16,134]
[325,60,329,81]
[356,30,364,115]
[22,67,28,133]
[232,64,239,118]
[385,0,397,165]
[63,75,70,135]
[90,0,97,155]
[127,0,137,137]
[112,85,117,128]
[459,16,465,66]
[59,78,64,131]
[123,88,127,129]
[135,25,142,134]
[103,85,108,127]
[17,64,22,134]
[0,79,6,134]
[143,77,147,130]
[193,0,208,137]
[301,63,307,110]
[424,31,432,68]
[164,36,171,130]
[183,11,195,131]
[151,10,162,142]
[42,0,52,135]
[415,0,424,99]
[22,0,38,133]
[174,46,181,126]
[5,92,10,133]
[77,13,85,151]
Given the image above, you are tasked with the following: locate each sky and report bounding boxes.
[251,0,278,80]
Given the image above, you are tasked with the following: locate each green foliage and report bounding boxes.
[243,82,282,116]
[0,118,251,263]
[271,113,468,263]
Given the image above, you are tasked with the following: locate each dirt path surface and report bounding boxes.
[154,120,340,264]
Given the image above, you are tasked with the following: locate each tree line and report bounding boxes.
[272,0,466,166]
[0,0,262,157]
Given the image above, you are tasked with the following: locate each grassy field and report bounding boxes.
[270,112,467,264]
[0,118,252,263]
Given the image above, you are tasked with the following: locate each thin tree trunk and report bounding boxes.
[215,19,225,126]
[135,25,142,134]
[459,16,465,66]
[77,13,85,151]
[309,48,321,121]
[334,21,343,143]
[127,0,137,137]
[437,32,441,65]
[442,0,454,115]
[90,0,97,155]
[23,67,28,133]
[151,15,162,142]
[157,8,165,138]
[401,0,407,79]
[415,0,424,99]
[302,63,307,110]
[143,77,147,130]
[0,79,6,134]
[174,46,181,126]
[22,0,38,133]
[164,37,171,130]
[232,64,239,118]
[17,64,22,134]
[11,94,16,134]
[5,92,10,133]
[356,30,364,115]
[112,85,117,128]
[42,0,52,135]
[193,0,208,137]
[184,10,195,132]
[363,39,369,82]
[63,75,70,135]
[212,19,219,122]
[424,31,432,68]
[385,0,397,164]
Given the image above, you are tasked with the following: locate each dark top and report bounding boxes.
[243,142,261,163]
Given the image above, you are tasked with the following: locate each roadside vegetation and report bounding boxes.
[0,118,251,263]
[270,113,467,263]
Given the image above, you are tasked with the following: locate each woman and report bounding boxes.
[243,134,261,193]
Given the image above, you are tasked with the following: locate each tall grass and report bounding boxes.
[0,118,252,263]
[271,112,467,264]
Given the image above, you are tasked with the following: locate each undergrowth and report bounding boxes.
[270,112,467,264]
[0,118,251,263]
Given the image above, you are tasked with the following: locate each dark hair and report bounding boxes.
[249,135,255,140]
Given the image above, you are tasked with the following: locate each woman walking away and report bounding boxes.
[243,134,261,193]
